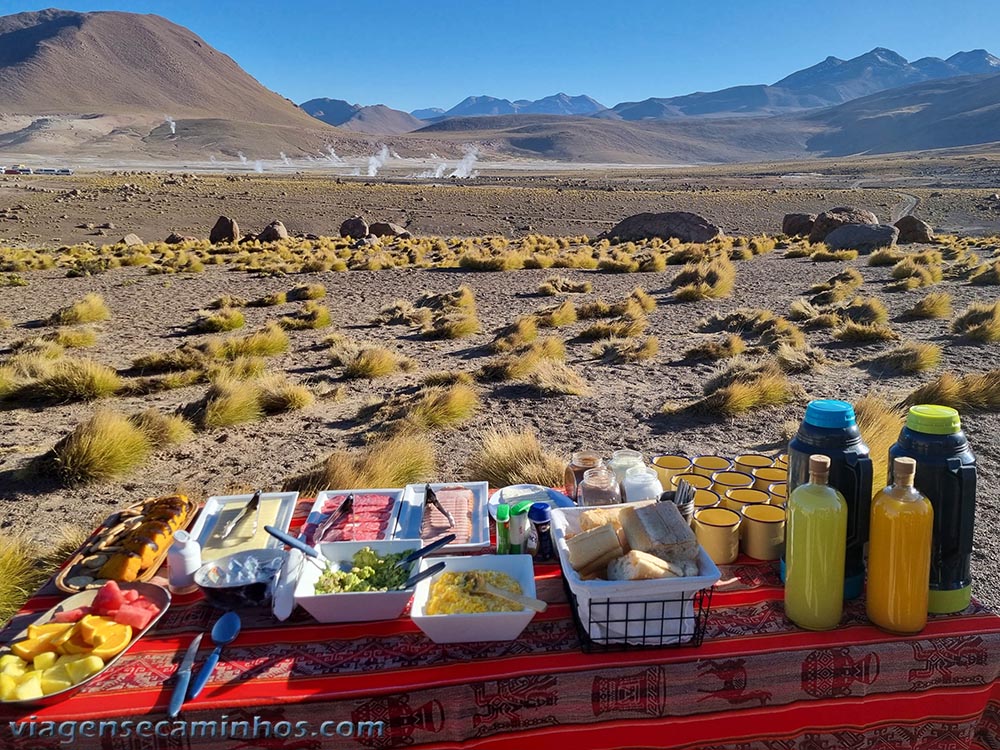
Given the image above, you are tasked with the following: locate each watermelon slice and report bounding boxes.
[92,581,126,616]
[51,606,91,623]
[114,604,155,631]
[123,589,140,604]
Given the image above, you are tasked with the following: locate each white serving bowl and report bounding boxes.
[410,554,537,643]
[293,540,422,623]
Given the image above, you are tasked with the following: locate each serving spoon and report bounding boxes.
[187,611,241,699]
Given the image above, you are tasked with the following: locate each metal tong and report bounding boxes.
[218,490,261,540]
[424,484,455,528]
[314,493,353,543]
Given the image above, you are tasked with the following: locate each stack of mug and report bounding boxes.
[651,453,789,565]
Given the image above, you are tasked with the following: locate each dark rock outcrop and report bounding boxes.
[602,211,722,243]
[209,216,241,244]
[825,223,899,253]
[809,207,879,243]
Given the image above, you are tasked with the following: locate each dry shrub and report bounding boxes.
[125,368,205,395]
[578,299,614,319]
[699,307,774,333]
[671,256,736,300]
[775,343,827,373]
[685,334,746,361]
[459,253,524,271]
[854,395,905,494]
[889,259,942,289]
[690,360,802,416]
[810,267,864,293]
[598,256,640,273]
[250,291,287,307]
[952,301,1000,342]
[904,292,952,320]
[870,341,942,374]
[536,300,577,328]
[209,293,248,309]
[50,409,152,484]
[256,373,315,414]
[0,527,90,623]
[464,427,564,487]
[283,433,435,495]
[868,248,906,266]
[376,299,433,327]
[280,301,331,330]
[344,347,413,379]
[132,344,208,374]
[810,283,856,306]
[756,317,807,350]
[325,333,362,366]
[788,298,822,322]
[971,261,1000,286]
[287,283,327,301]
[578,315,648,341]
[13,358,122,403]
[422,371,475,387]
[833,321,899,343]
[479,338,565,381]
[198,378,264,428]
[417,285,476,312]
[48,328,97,349]
[490,317,539,352]
[629,287,657,312]
[48,293,110,326]
[524,359,591,396]
[423,312,480,339]
[128,409,193,448]
[404,384,480,430]
[591,336,659,363]
[190,307,245,333]
[784,246,813,259]
[811,249,858,262]
[902,370,1000,411]
[538,275,592,295]
[841,296,889,325]
[219,323,289,358]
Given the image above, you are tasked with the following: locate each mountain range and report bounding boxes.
[1,8,999,164]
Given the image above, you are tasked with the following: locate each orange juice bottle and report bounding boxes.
[866,457,933,634]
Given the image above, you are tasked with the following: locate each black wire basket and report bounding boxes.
[564,576,713,652]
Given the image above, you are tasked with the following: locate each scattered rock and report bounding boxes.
[209,216,241,244]
[340,216,369,239]
[782,213,816,237]
[257,220,289,242]
[120,233,143,247]
[368,221,411,239]
[825,223,899,253]
[238,233,259,245]
[164,232,196,244]
[355,236,380,248]
[76,222,95,230]
[601,211,722,243]
[99,222,115,230]
[809,207,879,243]
[894,215,934,244]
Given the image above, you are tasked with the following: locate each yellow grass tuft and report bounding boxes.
[325,332,362,366]
[209,293,248,309]
[629,287,657,312]
[376,299,433,327]
[691,362,801,416]
[344,347,413,379]
[128,409,193,448]
[12,358,121,403]
[841,296,889,325]
[854,395,905,493]
[51,409,152,484]
[952,301,1000,342]
[283,433,435,495]
[423,312,480,339]
[889,259,942,290]
[868,248,906,266]
[577,299,614,319]
[490,317,539,352]
[833,321,899,343]
[190,307,245,333]
[971,261,1000,286]
[404,384,480,430]
[422,371,475,387]
[0,527,90,624]
[538,275,592,295]
[671,256,737,300]
[524,360,592,396]
[699,307,775,333]
[219,323,290,358]
[578,315,648,341]
[536,300,577,328]
[48,293,110,326]
[255,373,315,414]
[251,291,288,307]
[898,371,1000,412]
[287,283,327,301]
[685,334,746,360]
[280,300,332,330]
[904,292,952,320]
[464,426,565,487]
[591,336,659,363]
[46,328,97,349]
[811,248,858,262]
[775,343,827,373]
[871,341,942,374]
[598,256,640,273]
[198,378,264,428]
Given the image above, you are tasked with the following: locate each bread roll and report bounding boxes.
[579,507,625,532]
[566,524,623,572]
[621,502,699,561]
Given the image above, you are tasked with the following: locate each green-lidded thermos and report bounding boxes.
[889,404,977,614]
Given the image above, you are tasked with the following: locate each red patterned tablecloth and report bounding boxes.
[2,499,1000,750]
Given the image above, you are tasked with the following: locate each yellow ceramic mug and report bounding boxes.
[693,489,721,510]
[723,487,771,514]
[711,470,754,496]
[768,482,788,505]
[692,455,732,477]
[734,454,773,474]
[652,455,692,488]
[773,453,789,469]
[740,503,786,561]
[752,466,788,492]
[694,507,741,565]
[671,472,713,491]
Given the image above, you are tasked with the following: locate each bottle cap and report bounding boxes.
[893,456,917,480]
[809,454,831,476]
[906,404,961,435]
[527,502,551,523]
[496,503,510,523]
[803,399,856,429]
[511,500,534,515]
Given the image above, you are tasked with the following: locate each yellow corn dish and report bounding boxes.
[425,571,523,614]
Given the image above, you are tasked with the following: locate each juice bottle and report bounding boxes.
[785,454,847,631]
[867,457,933,633]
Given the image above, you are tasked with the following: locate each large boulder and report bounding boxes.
[825,223,899,253]
[894,215,934,244]
[602,211,722,244]
[368,221,411,239]
[209,216,241,244]
[782,213,816,237]
[809,207,879,243]
[257,220,289,243]
[340,216,369,239]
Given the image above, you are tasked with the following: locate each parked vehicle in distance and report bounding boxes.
[2,168,18,175]
[15,167,32,175]
[56,168,74,175]
[36,168,57,175]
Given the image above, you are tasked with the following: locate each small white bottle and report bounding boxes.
[168,530,202,594]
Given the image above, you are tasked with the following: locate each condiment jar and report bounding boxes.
[622,465,664,504]
[527,503,554,561]
[564,450,604,502]
[167,530,202,594]
[607,449,646,490]
[578,466,622,506]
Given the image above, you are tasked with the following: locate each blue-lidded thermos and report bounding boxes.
[889,404,977,614]
[784,399,873,599]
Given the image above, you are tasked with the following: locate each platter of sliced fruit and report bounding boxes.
[0,580,170,705]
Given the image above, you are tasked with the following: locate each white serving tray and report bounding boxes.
[189,492,298,560]
[303,489,404,545]
[393,482,490,553]
[550,505,720,645]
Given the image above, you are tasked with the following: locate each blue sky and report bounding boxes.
[3,0,999,111]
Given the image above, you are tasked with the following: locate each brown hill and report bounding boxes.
[0,8,328,130]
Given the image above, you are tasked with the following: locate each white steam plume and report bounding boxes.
[237,151,248,165]
[416,160,447,179]
[164,115,176,135]
[449,146,479,179]
[280,152,291,166]
[367,144,391,177]
[325,145,343,163]
[254,160,264,173]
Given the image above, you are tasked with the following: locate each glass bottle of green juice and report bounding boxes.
[785,454,848,630]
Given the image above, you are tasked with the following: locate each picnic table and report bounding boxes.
[2,497,999,749]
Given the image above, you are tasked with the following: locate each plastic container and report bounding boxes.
[167,530,201,594]
[785,455,847,631]
[527,502,554,561]
[867,457,933,633]
[889,404,977,614]
[786,399,872,599]
[495,503,511,554]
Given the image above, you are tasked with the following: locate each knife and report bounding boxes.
[218,491,261,540]
[424,485,455,528]
[168,633,203,718]
[313,493,353,543]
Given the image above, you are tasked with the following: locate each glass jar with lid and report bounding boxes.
[622,465,664,504]
[564,450,604,502]
[578,467,622,507]
[607,449,645,487]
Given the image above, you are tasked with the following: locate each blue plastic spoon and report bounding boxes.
[187,611,241,700]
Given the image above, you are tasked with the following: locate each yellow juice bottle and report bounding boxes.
[785,455,847,631]
[866,457,933,634]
